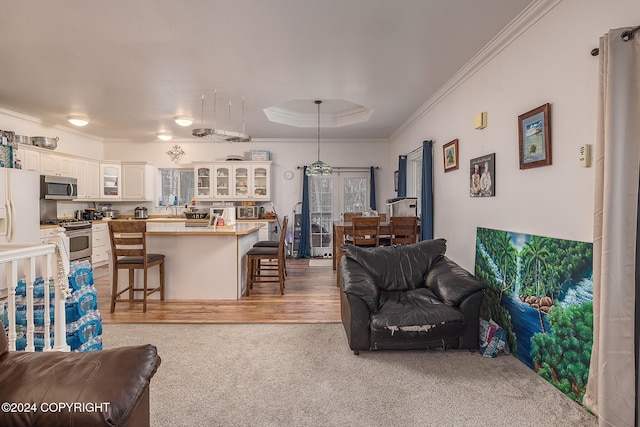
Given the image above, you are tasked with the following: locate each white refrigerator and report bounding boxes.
[0,168,40,244]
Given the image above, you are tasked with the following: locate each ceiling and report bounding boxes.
[0,0,533,143]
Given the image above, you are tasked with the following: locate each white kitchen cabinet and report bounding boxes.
[213,164,232,199]
[232,164,250,199]
[39,227,61,243]
[91,222,109,267]
[20,146,40,172]
[195,161,271,201]
[122,162,155,201]
[40,152,74,177]
[251,163,271,200]
[100,163,121,199]
[194,163,214,199]
[75,159,101,199]
[257,221,273,241]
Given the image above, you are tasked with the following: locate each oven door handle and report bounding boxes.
[67,183,73,197]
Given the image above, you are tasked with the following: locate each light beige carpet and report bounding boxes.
[102,323,596,427]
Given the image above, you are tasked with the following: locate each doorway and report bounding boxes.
[309,171,370,258]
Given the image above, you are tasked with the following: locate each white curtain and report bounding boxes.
[583,27,640,427]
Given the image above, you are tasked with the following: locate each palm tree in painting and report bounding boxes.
[496,231,517,301]
[522,236,550,333]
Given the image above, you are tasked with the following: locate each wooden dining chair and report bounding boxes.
[108,220,165,313]
[246,216,288,295]
[343,212,363,221]
[390,216,419,245]
[342,213,362,244]
[351,216,381,247]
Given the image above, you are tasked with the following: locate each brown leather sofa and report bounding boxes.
[0,329,160,426]
[340,239,487,354]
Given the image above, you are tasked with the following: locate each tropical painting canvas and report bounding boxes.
[475,227,593,403]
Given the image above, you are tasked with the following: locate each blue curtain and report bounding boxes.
[397,155,407,197]
[420,141,434,241]
[369,166,377,211]
[296,167,312,259]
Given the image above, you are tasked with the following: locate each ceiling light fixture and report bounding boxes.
[192,91,251,142]
[306,100,332,176]
[174,115,193,127]
[67,115,89,127]
[157,132,173,141]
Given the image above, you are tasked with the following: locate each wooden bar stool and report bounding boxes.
[252,216,288,276]
[246,216,287,295]
[108,220,165,313]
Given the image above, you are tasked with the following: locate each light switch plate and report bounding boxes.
[474,112,487,129]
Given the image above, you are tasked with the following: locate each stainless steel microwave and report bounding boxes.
[237,206,259,219]
[40,175,78,200]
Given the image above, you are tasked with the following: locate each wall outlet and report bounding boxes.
[579,144,591,167]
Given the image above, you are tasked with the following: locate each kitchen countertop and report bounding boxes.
[39,217,277,229]
[146,222,264,236]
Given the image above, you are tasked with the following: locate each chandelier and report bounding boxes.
[306,100,332,176]
[192,91,251,142]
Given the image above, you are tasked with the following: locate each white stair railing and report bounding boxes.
[1,230,71,352]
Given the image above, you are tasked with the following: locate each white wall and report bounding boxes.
[390,0,640,271]
[0,107,103,159]
[104,139,392,227]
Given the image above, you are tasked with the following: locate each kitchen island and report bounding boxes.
[113,219,263,300]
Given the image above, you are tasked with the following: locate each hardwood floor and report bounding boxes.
[95,258,341,323]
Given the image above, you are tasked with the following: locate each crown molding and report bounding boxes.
[0,106,103,142]
[390,0,564,141]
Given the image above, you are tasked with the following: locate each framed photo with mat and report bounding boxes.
[518,103,551,169]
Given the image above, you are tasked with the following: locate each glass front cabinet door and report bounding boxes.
[213,165,231,198]
[100,163,121,199]
[252,165,270,200]
[194,164,213,199]
[233,165,250,198]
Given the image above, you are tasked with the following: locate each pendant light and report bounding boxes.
[306,100,332,176]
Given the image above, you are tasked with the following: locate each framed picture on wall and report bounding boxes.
[394,170,398,192]
[470,153,495,197]
[518,103,551,169]
[443,139,459,172]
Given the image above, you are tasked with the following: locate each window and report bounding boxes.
[158,169,194,206]
[342,175,369,214]
[407,150,422,216]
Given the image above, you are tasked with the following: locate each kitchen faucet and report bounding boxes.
[165,205,180,218]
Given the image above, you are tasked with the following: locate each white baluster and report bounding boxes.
[42,253,52,351]
[24,256,35,352]
[6,259,18,351]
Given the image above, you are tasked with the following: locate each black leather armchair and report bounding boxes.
[340,239,487,354]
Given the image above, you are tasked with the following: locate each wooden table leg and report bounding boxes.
[335,226,345,287]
